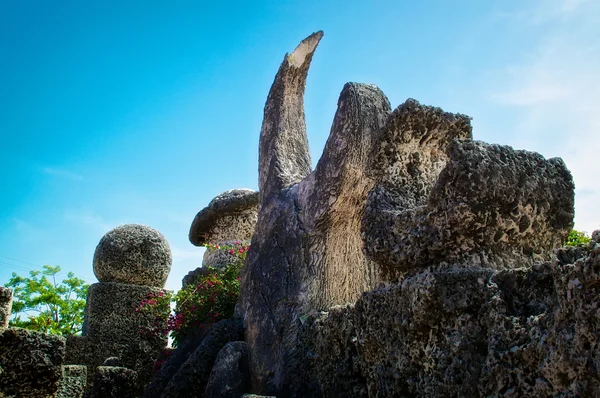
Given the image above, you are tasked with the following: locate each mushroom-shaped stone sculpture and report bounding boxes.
[189,189,259,269]
[93,224,172,288]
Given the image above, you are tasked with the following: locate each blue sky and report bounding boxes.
[1,0,598,292]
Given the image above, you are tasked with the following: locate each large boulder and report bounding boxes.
[142,329,211,398]
[159,318,244,398]
[90,366,139,398]
[93,224,172,288]
[362,104,574,276]
[203,341,251,398]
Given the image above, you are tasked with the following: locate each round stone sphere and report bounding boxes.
[93,224,172,287]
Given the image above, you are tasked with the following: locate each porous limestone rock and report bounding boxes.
[0,286,12,330]
[81,282,169,388]
[102,356,121,366]
[0,328,66,397]
[189,189,258,269]
[142,329,211,398]
[203,341,251,398]
[240,31,391,394]
[362,109,575,276]
[56,365,87,398]
[160,318,244,398]
[298,234,600,397]
[93,224,172,288]
[239,31,576,396]
[90,366,139,398]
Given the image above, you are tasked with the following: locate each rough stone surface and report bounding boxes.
[160,318,244,398]
[181,266,213,289]
[0,328,66,397]
[142,329,211,398]
[296,236,600,397]
[0,287,12,330]
[203,341,251,398]
[189,189,258,246]
[240,31,577,396]
[240,395,276,398]
[56,365,87,398]
[81,282,169,390]
[103,356,121,366]
[363,112,575,276]
[64,335,88,365]
[93,224,172,287]
[240,31,391,394]
[90,366,139,398]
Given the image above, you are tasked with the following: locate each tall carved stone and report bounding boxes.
[240,32,390,394]
[67,224,172,393]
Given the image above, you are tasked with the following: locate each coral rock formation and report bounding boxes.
[239,31,577,397]
[93,224,172,288]
[240,31,392,394]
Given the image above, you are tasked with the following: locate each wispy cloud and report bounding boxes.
[63,209,116,233]
[170,244,204,262]
[487,0,600,233]
[42,167,84,181]
[505,0,592,25]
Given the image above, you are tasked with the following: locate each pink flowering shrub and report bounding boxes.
[137,240,249,348]
[135,290,171,341]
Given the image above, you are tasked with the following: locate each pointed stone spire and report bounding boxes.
[258,31,323,203]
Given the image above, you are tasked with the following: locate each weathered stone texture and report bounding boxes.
[203,341,251,398]
[240,31,577,396]
[364,128,575,276]
[298,235,600,397]
[241,32,391,393]
[79,282,168,390]
[190,189,258,246]
[159,318,244,398]
[90,366,139,398]
[93,224,172,287]
[0,328,66,397]
[56,365,87,398]
[142,329,211,398]
[0,287,12,330]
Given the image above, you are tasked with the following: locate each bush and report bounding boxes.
[137,241,249,348]
[566,230,592,247]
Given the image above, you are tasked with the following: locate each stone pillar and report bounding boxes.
[188,189,258,272]
[77,224,172,390]
[0,286,12,331]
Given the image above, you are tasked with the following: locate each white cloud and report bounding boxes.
[42,167,84,181]
[63,209,116,233]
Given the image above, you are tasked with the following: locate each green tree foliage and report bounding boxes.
[4,265,89,335]
[566,230,592,247]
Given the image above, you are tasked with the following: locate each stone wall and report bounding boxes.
[300,236,600,397]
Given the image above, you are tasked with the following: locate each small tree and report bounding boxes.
[566,230,592,247]
[4,265,89,335]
